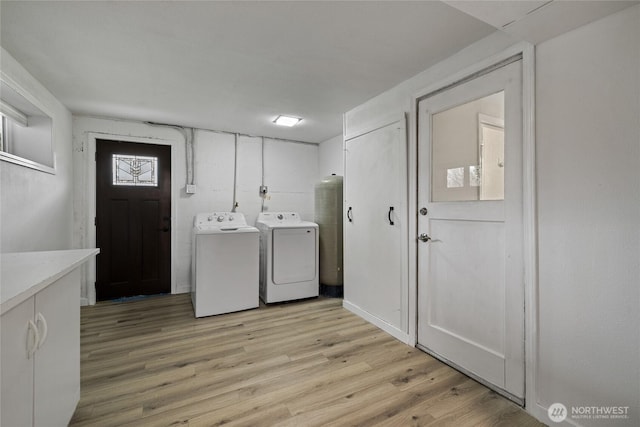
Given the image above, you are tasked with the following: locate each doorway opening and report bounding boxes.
[95,139,172,301]
[416,58,525,404]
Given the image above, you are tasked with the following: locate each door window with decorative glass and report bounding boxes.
[112,154,158,186]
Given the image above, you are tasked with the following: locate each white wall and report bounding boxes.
[535,6,639,425]
[318,134,344,177]
[345,31,520,137]
[73,116,318,302]
[6,115,54,167]
[0,47,73,252]
[342,30,521,343]
[263,139,318,222]
[342,5,640,425]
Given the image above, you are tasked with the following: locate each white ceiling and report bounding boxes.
[1,1,635,144]
[0,1,495,143]
[445,0,637,45]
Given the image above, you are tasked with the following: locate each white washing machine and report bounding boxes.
[191,212,259,317]
[255,212,319,303]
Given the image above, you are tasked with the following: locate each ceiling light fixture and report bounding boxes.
[273,115,302,127]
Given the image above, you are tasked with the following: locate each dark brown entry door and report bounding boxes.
[96,139,171,301]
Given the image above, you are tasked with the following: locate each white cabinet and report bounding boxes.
[1,297,35,426]
[34,269,81,426]
[343,116,408,337]
[1,249,97,427]
[1,269,81,427]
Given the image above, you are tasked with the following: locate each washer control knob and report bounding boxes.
[277,214,284,220]
[229,216,234,221]
[217,215,225,222]
[207,215,213,221]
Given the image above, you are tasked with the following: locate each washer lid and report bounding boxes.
[194,225,259,235]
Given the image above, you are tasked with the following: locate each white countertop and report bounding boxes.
[1,249,99,315]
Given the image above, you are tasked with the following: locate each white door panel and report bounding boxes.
[427,201,504,222]
[273,228,316,284]
[1,298,35,427]
[428,220,506,354]
[34,270,81,427]
[418,59,524,400]
[344,118,407,331]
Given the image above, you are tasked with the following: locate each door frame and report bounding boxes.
[84,132,178,305]
[408,43,537,407]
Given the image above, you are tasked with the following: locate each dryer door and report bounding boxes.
[272,228,316,285]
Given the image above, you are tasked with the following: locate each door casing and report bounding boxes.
[416,59,523,403]
[84,132,178,305]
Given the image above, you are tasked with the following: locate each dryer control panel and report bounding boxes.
[256,212,302,225]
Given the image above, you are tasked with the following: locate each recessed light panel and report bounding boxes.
[273,115,302,127]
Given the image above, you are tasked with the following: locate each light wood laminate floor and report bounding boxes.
[70,294,544,426]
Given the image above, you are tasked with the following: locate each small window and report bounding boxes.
[0,116,4,152]
[431,91,504,202]
[112,154,158,186]
[1,79,55,173]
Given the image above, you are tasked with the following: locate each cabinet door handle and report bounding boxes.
[36,312,48,349]
[27,319,40,359]
[388,206,395,225]
[347,207,353,222]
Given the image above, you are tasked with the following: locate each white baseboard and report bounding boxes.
[530,402,588,427]
[176,285,191,294]
[81,290,190,306]
[342,299,411,345]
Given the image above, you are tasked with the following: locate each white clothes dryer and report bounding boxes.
[191,212,259,317]
[255,212,319,303]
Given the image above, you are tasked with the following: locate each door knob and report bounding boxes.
[159,216,171,232]
[418,233,431,242]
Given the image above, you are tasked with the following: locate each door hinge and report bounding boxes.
[94,217,97,227]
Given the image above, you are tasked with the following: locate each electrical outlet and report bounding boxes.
[186,184,197,194]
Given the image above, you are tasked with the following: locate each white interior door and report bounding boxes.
[417,60,524,400]
[344,117,407,331]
